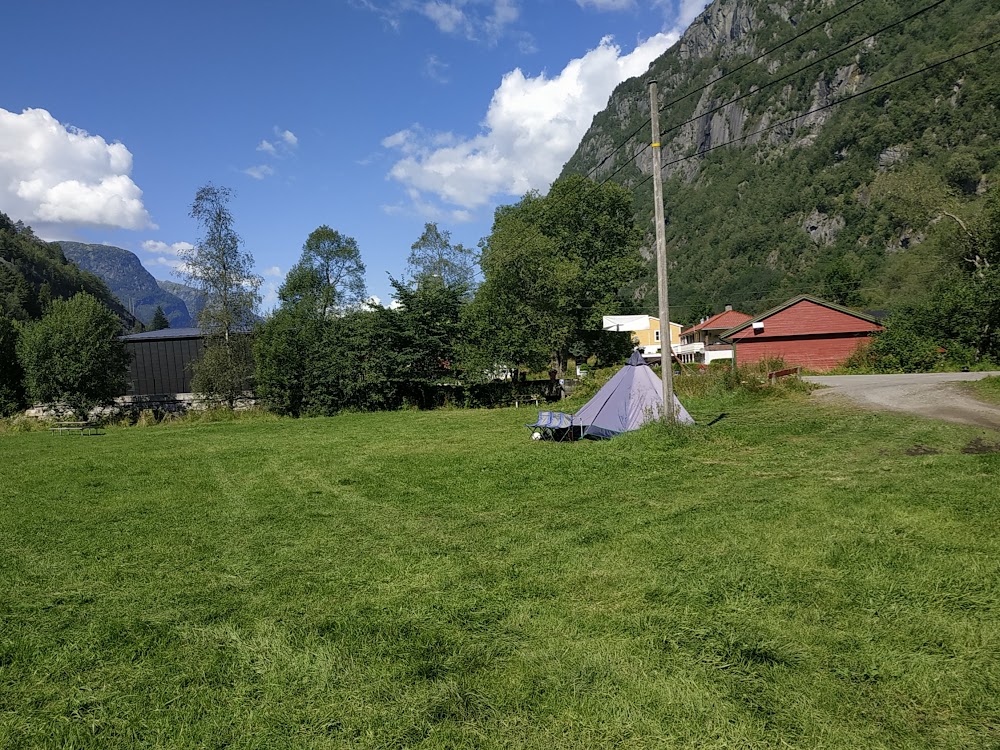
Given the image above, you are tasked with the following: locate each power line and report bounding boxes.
[581,0,875,181]
[599,0,953,188]
[481,18,999,329]
[656,0,950,144]
[626,37,1000,192]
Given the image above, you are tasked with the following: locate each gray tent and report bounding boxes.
[527,351,694,439]
[574,350,694,438]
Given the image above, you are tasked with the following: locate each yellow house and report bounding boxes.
[632,316,682,352]
[602,314,681,359]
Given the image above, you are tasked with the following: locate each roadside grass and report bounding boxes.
[966,375,1000,406]
[1,392,998,748]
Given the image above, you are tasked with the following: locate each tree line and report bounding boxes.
[0,176,641,417]
[4,172,996,419]
[251,175,640,415]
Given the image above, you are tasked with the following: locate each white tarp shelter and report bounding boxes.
[602,315,651,332]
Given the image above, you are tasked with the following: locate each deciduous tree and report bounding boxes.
[181,184,261,406]
[468,175,642,375]
[388,276,464,406]
[280,225,366,316]
[406,223,477,293]
[16,293,129,417]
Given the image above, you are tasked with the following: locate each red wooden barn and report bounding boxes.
[720,295,884,372]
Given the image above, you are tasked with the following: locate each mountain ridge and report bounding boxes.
[560,0,1000,323]
[156,279,206,323]
[0,214,136,326]
[57,242,195,328]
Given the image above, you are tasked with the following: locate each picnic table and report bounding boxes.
[50,421,100,436]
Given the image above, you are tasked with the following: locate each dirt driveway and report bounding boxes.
[804,372,1000,430]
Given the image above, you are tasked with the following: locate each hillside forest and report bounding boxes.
[563,0,1000,325]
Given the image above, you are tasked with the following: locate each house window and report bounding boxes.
[654,329,660,342]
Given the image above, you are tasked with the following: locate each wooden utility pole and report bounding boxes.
[648,80,675,422]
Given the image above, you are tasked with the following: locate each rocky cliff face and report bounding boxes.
[58,242,193,328]
[560,0,1000,320]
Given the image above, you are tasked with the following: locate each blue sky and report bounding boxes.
[1,0,707,308]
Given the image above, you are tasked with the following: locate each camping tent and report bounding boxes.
[527,350,694,439]
[575,350,693,437]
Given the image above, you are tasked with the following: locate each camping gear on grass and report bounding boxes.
[527,350,694,439]
[527,410,576,441]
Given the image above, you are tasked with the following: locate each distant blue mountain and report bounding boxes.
[156,279,207,323]
[58,242,193,328]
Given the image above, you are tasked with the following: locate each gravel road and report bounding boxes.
[804,372,1000,430]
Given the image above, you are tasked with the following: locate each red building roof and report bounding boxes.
[681,308,752,336]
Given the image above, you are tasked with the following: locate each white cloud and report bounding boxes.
[246,127,298,178]
[260,280,281,312]
[424,54,450,83]
[654,0,709,27]
[488,0,518,28]
[142,239,193,256]
[351,0,403,31]
[382,33,675,212]
[263,265,283,278]
[577,0,634,9]
[680,0,709,24]
[422,1,468,34]
[382,186,476,223]
[0,108,154,231]
[358,0,520,42]
[243,164,275,180]
[381,129,416,152]
[140,239,194,274]
[356,151,384,167]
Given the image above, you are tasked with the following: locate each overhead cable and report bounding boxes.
[582,0,876,181]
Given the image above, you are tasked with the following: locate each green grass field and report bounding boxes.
[1,390,998,748]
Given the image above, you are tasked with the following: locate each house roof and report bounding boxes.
[719,295,883,340]
[681,309,752,336]
[120,327,204,341]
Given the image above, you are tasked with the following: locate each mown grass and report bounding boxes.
[1,390,998,748]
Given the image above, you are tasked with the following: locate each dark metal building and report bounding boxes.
[120,328,205,396]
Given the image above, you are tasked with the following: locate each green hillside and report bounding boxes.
[0,213,135,325]
[561,0,1000,324]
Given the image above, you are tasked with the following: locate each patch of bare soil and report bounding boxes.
[961,438,1000,454]
[906,445,941,456]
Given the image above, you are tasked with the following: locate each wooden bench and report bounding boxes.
[767,366,802,384]
[50,421,100,436]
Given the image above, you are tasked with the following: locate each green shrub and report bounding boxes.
[842,324,944,373]
[0,414,47,434]
[16,293,129,418]
[675,358,810,401]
